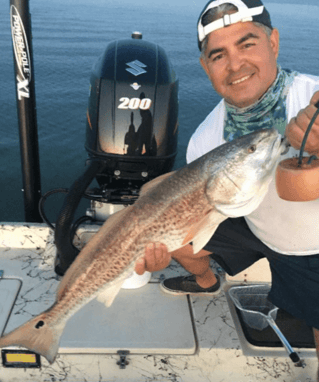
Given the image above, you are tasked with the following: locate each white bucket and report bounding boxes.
[121,271,151,289]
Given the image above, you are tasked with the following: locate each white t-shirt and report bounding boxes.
[186,73,319,256]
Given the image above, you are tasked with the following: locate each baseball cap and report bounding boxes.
[197,0,273,50]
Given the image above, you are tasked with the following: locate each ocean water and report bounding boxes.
[0,0,318,222]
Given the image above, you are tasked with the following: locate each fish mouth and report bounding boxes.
[269,133,290,156]
[280,136,290,155]
[262,132,287,169]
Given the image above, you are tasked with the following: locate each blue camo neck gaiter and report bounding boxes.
[224,65,298,142]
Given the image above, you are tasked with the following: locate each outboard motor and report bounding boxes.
[54,33,179,275]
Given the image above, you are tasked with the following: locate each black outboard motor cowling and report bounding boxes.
[86,34,179,197]
[54,34,178,275]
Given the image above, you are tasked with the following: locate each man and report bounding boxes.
[135,0,319,377]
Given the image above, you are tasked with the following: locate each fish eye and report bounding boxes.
[248,145,256,153]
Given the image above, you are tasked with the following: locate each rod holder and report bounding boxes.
[10,0,42,222]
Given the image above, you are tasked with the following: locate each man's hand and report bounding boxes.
[135,243,171,275]
[285,91,319,155]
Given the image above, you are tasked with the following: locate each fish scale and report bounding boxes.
[0,128,288,364]
[141,189,212,251]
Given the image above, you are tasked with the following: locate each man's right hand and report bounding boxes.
[285,91,319,154]
[135,243,171,275]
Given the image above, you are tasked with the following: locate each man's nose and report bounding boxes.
[226,51,245,72]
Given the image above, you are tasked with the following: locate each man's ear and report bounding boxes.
[270,28,280,59]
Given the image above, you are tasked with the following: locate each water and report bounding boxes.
[0,0,318,222]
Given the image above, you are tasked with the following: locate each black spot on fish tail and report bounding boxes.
[35,320,45,329]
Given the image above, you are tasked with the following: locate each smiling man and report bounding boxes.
[200,23,279,109]
[135,0,319,378]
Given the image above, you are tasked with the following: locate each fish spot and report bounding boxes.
[35,320,45,329]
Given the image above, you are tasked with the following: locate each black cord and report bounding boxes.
[69,215,95,251]
[39,188,101,255]
[39,187,104,231]
[39,188,69,230]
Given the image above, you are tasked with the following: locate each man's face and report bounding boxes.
[200,22,279,108]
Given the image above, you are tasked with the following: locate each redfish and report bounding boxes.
[0,128,287,363]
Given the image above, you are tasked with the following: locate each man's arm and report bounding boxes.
[285,91,319,154]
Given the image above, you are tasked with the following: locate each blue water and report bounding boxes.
[0,0,318,222]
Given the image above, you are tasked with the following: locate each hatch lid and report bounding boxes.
[60,283,197,355]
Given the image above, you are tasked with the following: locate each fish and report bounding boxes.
[0,128,288,364]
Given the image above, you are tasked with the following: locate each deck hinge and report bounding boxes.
[117,350,130,369]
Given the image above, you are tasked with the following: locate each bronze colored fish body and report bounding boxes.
[0,128,287,363]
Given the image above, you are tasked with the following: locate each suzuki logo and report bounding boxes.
[126,60,147,76]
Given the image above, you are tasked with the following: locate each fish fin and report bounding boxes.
[191,224,220,254]
[0,311,64,364]
[182,210,226,253]
[139,171,175,196]
[95,278,125,308]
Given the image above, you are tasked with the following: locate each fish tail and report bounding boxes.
[0,312,64,364]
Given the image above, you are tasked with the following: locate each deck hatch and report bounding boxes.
[59,283,197,355]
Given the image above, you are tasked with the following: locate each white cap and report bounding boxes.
[197,0,272,50]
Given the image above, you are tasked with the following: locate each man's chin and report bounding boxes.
[225,91,263,109]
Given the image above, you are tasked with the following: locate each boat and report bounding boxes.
[1,0,317,380]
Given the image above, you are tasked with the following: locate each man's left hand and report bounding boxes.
[285,91,319,154]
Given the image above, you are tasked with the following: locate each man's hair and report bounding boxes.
[200,3,273,58]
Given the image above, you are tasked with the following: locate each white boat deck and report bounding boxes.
[0,223,317,382]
